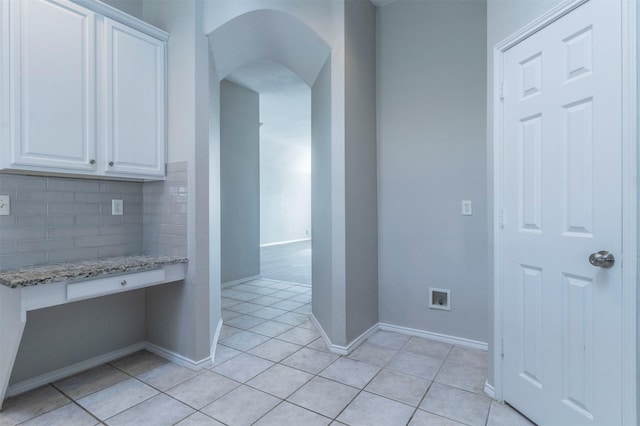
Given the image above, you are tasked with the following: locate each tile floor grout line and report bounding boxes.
[48,382,104,425]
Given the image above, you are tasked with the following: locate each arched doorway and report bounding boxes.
[207,9,333,354]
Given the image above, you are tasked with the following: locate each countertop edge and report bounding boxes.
[0,256,189,289]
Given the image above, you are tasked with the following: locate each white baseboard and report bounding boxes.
[260,238,311,248]
[7,339,216,399]
[484,381,495,399]
[6,342,145,398]
[378,323,488,351]
[221,275,261,288]
[310,315,379,356]
[145,342,211,370]
[342,323,379,354]
[308,318,488,356]
[210,318,224,360]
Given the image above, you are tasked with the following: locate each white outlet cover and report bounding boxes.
[0,195,9,216]
[461,200,472,216]
[112,199,123,216]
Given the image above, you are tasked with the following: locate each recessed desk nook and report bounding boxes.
[0,255,187,408]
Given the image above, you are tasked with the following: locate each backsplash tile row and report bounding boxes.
[0,175,144,269]
[142,162,188,257]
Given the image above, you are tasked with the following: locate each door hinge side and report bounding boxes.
[499,209,504,228]
[501,339,505,359]
[499,82,505,101]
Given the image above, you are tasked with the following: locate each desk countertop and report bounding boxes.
[0,255,188,288]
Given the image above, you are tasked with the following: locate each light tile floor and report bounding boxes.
[0,279,534,426]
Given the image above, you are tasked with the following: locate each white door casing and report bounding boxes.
[494,0,637,425]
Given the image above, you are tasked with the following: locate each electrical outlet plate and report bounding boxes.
[429,287,451,311]
[112,199,123,216]
[0,195,9,216]
[462,200,472,216]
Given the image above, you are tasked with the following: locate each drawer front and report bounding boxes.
[67,269,165,301]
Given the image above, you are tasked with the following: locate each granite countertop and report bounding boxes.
[0,255,188,289]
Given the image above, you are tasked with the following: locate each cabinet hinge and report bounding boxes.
[499,82,505,101]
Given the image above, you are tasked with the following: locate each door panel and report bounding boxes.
[103,18,165,177]
[501,0,622,424]
[10,0,96,170]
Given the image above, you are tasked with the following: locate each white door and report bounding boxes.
[103,18,166,178]
[501,0,623,424]
[9,0,97,171]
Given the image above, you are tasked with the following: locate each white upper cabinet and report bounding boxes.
[103,18,165,178]
[0,0,168,180]
[8,0,97,172]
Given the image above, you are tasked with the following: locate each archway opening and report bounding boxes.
[208,9,332,345]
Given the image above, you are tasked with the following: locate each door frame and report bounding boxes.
[492,0,637,423]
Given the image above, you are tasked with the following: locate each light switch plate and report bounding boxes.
[0,195,9,216]
[462,200,472,216]
[112,199,123,216]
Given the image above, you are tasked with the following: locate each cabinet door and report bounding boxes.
[103,18,166,178]
[8,0,97,171]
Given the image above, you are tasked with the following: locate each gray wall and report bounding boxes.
[144,0,214,363]
[377,1,488,342]
[311,58,334,340]
[344,0,378,342]
[101,0,143,20]
[259,79,312,246]
[220,80,260,284]
[10,290,145,383]
[144,163,190,351]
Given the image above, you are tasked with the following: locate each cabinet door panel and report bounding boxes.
[104,18,165,178]
[10,0,96,171]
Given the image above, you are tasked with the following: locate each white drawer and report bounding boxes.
[67,269,166,301]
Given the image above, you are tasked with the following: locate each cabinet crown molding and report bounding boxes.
[71,0,169,41]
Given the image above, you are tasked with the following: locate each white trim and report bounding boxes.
[496,0,588,51]
[309,315,379,356]
[144,342,211,370]
[70,0,169,41]
[484,381,496,399]
[221,275,261,288]
[620,0,637,424]
[210,318,224,360]
[341,323,379,354]
[493,0,637,421]
[492,38,505,402]
[6,342,145,398]
[259,238,311,248]
[310,314,346,355]
[308,317,488,356]
[379,323,488,351]
[6,338,218,399]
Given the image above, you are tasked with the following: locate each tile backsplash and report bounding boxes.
[0,175,143,269]
[143,162,188,257]
[0,162,189,269]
